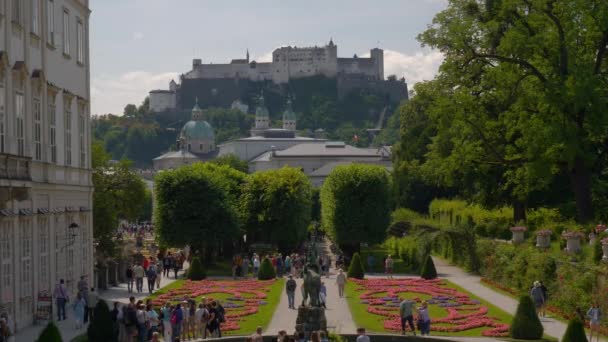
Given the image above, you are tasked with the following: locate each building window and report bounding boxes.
[0,84,4,154]
[62,8,69,55]
[64,101,72,166]
[78,103,85,168]
[49,96,57,163]
[0,221,12,304]
[15,92,24,156]
[80,215,88,276]
[34,98,41,161]
[20,220,32,296]
[39,218,49,290]
[12,0,21,25]
[31,0,40,35]
[46,0,54,45]
[76,19,84,64]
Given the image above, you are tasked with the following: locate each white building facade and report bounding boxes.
[0,0,93,332]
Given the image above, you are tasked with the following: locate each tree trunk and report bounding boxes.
[513,201,527,224]
[570,157,593,223]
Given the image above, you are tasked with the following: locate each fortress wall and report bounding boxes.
[338,58,379,79]
[337,77,409,103]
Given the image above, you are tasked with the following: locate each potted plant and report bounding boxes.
[602,237,608,262]
[561,231,585,254]
[510,226,527,244]
[535,229,552,249]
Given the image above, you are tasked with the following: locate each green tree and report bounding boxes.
[321,164,391,254]
[240,167,312,252]
[561,319,588,342]
[347,253,365,279]
[87,300,113,342]
[209,154,248,173]
[123,103,138,117]
[420,255,437,280]
[36,321,62,342]
[510,295,544,339]
[419,0,608,222]
[92,142,147,257]
[258,258,277,280]
[155,163,246,256]
[188,257,206,280]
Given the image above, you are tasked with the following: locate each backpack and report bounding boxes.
[286,280,296,292]
[147,267,157,278]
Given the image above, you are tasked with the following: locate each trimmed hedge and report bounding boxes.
[348,253,365,279]
[420,255,437,280]
[87,300,114,342]
[188,257,206,280]
[561,319,588,342]
[258,258,276,280]
[37,321,62,342]
[509,295,543,340]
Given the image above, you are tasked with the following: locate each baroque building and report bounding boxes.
[0,0,93,332]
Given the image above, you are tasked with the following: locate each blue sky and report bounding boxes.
[90,0,447,115]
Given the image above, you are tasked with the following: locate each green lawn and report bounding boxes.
[146,278,284,336]
[345,278,512,337]
[359,244,410,274]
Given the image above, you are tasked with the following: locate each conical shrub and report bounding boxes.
[509,295,544,340]
[188,256,206,280]
[37,321,62,342]
[420,255,437,280]
[561,319,588,342]
[347,253,365,279]
[258,257,276,280]
[87,299,114,342]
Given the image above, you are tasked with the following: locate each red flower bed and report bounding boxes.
[352,278,509,337]
[151,279,275,331]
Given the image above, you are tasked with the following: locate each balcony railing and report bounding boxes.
[0,153,32,181]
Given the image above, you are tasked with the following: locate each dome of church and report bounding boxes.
[283,98,296,121]
[181,120,215,141]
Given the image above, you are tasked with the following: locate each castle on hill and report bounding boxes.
[149,39,407,113]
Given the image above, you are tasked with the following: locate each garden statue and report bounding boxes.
[301,263,321,307]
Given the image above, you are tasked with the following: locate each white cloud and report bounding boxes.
[132,32,145,41]
[364,49,444,85]
[91,71,178,115]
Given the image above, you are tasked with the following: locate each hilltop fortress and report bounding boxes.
[150,39,407,113]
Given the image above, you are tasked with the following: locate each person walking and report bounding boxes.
[155,259,163,289]
[587,302,602,342]
[53,279,69,321]
[146,304,160,340]
[385,255,394,279]
[539,281,548,317]
[161,302,173,342]
[133,263,145,293]
[242,256,250,278]
[399,298,417,336]
[72,293,86,330]
[126,266,134,293]
[135,303,148,342]
[146,264,157,294]
[336,269,346,298]
[286,275,297,309]
[253,255,260,278]
[529,281,545,317]
[319,282,327,308]
[417,301,431,336]
[86,288,99,322]
[163,253,172,277]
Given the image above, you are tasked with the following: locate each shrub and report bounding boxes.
[509,295,543,340]
[420,255,437,280]
[561,319,588,342]
[258,258,276,280]
[592,239,603,264]
[87,300,114,342]
[348,253,365,279]
[188,257,206,280]
[37,321,62,342]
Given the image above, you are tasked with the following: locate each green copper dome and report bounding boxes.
[283,98,296,121]
[181,120,215,140]
[256,94,269,118]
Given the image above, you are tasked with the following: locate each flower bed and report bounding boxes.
[150,279,277,332]
[350,278,510,337]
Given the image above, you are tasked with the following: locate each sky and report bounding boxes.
[89,0,447,116]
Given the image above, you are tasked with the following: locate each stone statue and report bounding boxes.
[301,263,321,307]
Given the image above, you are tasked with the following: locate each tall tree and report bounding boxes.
[418,0,608,222]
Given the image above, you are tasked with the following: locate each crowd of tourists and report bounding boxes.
[51,275,100,330]
[113,296,225,342]
[231,253,333,279]
[126,252,186,294]
[248,327,374,342]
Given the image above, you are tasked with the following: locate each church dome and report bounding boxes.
[283,98,296,121]
[256,94,269,118]
[181,120,215,141]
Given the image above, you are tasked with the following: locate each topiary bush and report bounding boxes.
[87,300,114,342]
[561,318,588,342]
[347,253,365,279]
[188,256,206,280]
[509,295,543,340]
[258,257,276,280]
[37,321,63,342]
[420,255,437,280]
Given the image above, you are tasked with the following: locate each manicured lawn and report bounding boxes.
[345,277,512,337]
[146,278,284,336]
[359,244,409,274]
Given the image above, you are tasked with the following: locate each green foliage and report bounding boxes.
[510,296,544,340]
[321,164,391,253]
[209,154,248,173]
[188,257,206,280]
[592,239,603,264]
[155,162,246,254]
[561,319,588,342]
[87,300,113,342]
[92,142,147,257]
[347,253,365,279]
[239,167,312,252]
[37,321,63,342]
[420,255,437,280]
[258,258,276,280]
